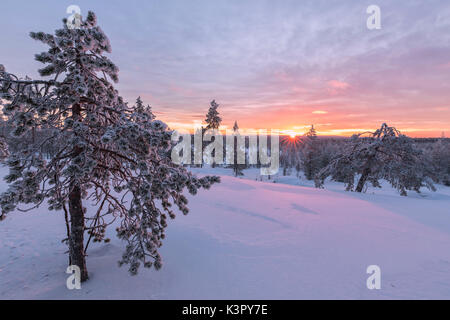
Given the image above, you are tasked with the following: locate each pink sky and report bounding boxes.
[1,1,449,137]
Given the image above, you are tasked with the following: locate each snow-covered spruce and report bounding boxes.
[301,125,321,180]
[204,99,221,130]
[0,12,219,280]
[280,136,301,177]
[0,135,9,161]
[315,123,436,196]
[429,139,450,186]
[203,99,222,168]
[230,121,245,177]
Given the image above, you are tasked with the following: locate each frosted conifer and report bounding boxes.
[0,136,9,161]
[280,135,301,177]
[429,139,450,186]
[301,125,320,180]
[315,123,435,196]
[231,121,244,177]
[203,100,222,168]
[205,100,221,130]
[0,12,219,280]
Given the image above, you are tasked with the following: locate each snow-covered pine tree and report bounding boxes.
[0,12,219,281]
[231,121,244,177]
[280,135,302,176]
[317,139,344,182]
[203,99,222,168]
[204,100,221,130]
[0,135,9,161]
[429,139,450,186]
[233,120,238,132]
[134,96,155,121]
[315,123,436,196]
[301,125,320,180]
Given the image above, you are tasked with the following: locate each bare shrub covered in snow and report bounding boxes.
[0,12,219,280]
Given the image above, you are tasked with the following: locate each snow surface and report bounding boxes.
[1,166,450,299]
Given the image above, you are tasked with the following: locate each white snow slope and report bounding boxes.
[1,167,450,299]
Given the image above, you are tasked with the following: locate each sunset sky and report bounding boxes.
[1,0,450,137]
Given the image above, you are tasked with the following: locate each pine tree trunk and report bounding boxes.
[235,135,238,176]
[67,101,88,281]
[356,167,370,193]
[356,151,378,193]
[68,185,88,282]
